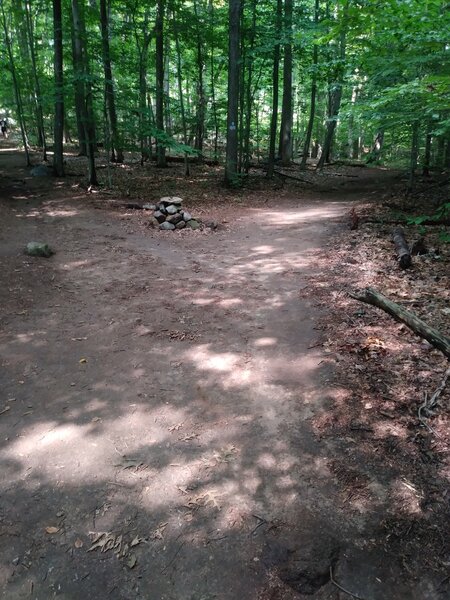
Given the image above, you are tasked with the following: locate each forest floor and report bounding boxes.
[0,142,448,600]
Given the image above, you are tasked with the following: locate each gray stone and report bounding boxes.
[159,221,176,231]
[160,196,183,206]
[175,220,186,229]
[142,203,156,210]
[148,217,160,228]
[186,219,201,230]
[205,220,219,230]
[25,242,54,257]
[30,165,53,177]
[167,213,183,225]
[182,210,192,222]
[153,211,166,224]
[165,204,178,215]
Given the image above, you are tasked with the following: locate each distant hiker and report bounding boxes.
[0,119,8,139]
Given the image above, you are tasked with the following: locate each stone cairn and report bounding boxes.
[145,197,200,231]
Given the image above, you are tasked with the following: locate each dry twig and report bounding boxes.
[329,566,368,600]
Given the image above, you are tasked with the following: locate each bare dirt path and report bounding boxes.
[0,149,442,600]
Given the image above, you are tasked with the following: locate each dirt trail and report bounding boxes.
[0,150,440,599]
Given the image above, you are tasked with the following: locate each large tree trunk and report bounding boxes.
[279,0,293,166]
[423,126,432,176]
[52,0,64,175]
[350,288,450,359]
[225,0,241,185]
[300,0,319,169]
[267,0,282,178]
[100,0,123,163]
[155,0,166,167]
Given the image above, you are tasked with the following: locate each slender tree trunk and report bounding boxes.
[243,0,256,173]
[347,85,359,159]
[24,0,47,160]
[225,0,241,185]
[317,0,348,170]
[173,10,189,176]
[155,0,166,167]
[367,129,384,163]
[423,126,432,176]
[193,0,205,156]
[408,120,420,191]
[208,0,219,159]
[52,0,64,174]
[300,0,319,169]
[100,0,123,163]
[279,0,293,166]
[70,22,86,156]
[71,0,97,185]
[1,0,31,166]
[267,0,282,178]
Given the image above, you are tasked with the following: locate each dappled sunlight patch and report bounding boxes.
[253,337,278,348]
[259,206,344,227]
[389,478,423,516]
[184,344,240,373]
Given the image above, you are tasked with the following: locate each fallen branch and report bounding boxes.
[271,169,312,184]
[349,288,450,359]
[393,227,411,268]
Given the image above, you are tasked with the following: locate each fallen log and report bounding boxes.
[271,169,312,184]
[393,227,412,268]
[349,287,450,359]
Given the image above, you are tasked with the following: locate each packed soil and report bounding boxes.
[0,144,448,600]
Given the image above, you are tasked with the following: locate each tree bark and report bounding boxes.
[423,126,432,176]
[225,0,241,186]
[393,227,412,269]
[155,0,166,167]
[366,130,384,163]
[267,0,282,178]
[100,0,123,163]
[350,288,450,359]
[279,0,293,166]
[243,0,256,173]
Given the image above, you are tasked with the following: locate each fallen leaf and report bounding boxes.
[71,337,87,341]
[130,535,141,547]
[74,538,83,548]
[0,406,11,416]
[150,522,168,540]
[79,358,87,364]
[45,526,60,534]
[126,554,137,569]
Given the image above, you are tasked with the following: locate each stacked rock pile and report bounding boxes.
[145,197,201,231]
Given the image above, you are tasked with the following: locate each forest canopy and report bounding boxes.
[0,0,449,184]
